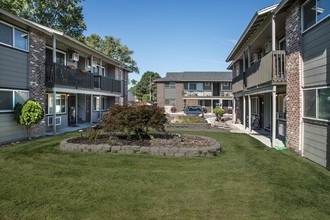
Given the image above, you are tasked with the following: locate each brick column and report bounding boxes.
[123,70,129,104]
[157,83,165,108]
[29,30,46,138]
[285,0,303,152]
[175,83,184,112]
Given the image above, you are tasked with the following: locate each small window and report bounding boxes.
[304,90,316,118]
[0,91,13,111]
[318,88,330,120]
[47,94,66,114]
[189,83,197,90]
[0,23,13,46]
[14,29,28,50]
[165,99,175,106]
[169,82,176,88]
[204,82,211,90]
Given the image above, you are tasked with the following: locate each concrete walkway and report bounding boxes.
[225,121,285,148]
[46,123,92,136]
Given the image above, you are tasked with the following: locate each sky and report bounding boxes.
[81,0,280,83]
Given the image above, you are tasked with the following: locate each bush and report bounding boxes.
[213,107,225,121]
[18,99,44,140]
[101,104,167,140]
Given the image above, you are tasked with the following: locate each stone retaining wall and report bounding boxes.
[60,137,221,157]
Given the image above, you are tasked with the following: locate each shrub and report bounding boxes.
[101,104,167,140]
[213,107,225,121]
[18,99,44,140]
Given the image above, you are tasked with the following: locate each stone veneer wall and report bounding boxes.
[285,0,303,153]
[156,83,165,107]
[29,30,46,138]
[175,83,184,111]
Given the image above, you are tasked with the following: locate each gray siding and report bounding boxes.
[0,113,27,143]
[303,120,329,169]
[0,45,29,89]
[303,18,330,87]
[45,114,68,132]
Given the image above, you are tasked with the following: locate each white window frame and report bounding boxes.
[0,89,29,112]
[302,0,330,33]
[46,94,66,115]
[45,46,67,65]
[0,21,29,52]
[303,86,330,122]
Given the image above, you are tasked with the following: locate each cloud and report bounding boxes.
[211,36,237,47]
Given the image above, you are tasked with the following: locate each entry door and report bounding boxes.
[86,95,91,123]
[68,95,76,125]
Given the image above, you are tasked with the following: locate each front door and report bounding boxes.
[86,95,91,123]
[68,95,76,126]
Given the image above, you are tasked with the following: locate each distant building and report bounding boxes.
[155,71,233,113]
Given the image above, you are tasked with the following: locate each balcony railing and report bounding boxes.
[183,90,233,97]
[232,50,286,93]
[246,50,286,88]
[94,76,122,93]
[45,63,122,93]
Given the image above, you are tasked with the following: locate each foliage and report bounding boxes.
[174,116,207,123]
[101,104,167,140]
[18,99,44,140]
[85,127,101,142]
[213,107,225,121]
[85,34,139,73]
[130,71,161,101]
[0,0,87,40]
[14,103,23,123]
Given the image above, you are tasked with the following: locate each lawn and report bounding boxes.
[0,131,330,219]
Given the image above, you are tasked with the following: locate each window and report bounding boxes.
[251,97,259,114]
[101,67,106,76]
[304,88,330,120]
[165,99,175,106]
[93,96,105,111]
[0,89,29,112]
[189,83,197,90]
[204,82,211,90]
[303,0,330,31]
[47,94,66,114]
[169,82,176,88]
[118,70,124,80]
[0,22,28,51]
[45,48,66,65]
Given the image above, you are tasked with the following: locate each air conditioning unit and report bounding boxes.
[252,53,260,62]
[92,61,97,67]
[70,53,79,61]
[264,42,271,54]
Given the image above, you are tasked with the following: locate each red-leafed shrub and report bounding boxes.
[101,104,167,140]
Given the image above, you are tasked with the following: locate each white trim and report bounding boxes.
[45,46,67,65]
[0,20,29,52]
[301,0,330,33]
[48,116,61,126]
[0,89,29,112]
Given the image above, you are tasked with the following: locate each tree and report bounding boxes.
[17,99,44,140]
[0,0,86,40]
[85,34,139,73]
[130,71,161,101]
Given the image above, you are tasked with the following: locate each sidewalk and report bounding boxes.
[225,120,285,148]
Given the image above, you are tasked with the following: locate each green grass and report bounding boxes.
[0,131,330,219]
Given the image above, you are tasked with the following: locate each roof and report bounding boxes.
[226,3,279,62]
[155,71,232,82]
[0,8,132,72]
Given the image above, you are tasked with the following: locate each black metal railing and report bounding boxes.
[45,63,122,93]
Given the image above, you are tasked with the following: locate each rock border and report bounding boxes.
[60,135,221,157]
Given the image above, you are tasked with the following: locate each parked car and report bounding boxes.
[183,105,204,117]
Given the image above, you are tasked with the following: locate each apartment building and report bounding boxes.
[227,0,330,169]
[0,9,130,143]
[155,71,233,113]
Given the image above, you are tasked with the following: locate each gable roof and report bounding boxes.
[0,8,132,72]
[226,3,278,62]
[155,71,232,82]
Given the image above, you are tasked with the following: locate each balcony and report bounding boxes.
[232,50,286,93]
[45,63,122,93]
[183,90,233,97]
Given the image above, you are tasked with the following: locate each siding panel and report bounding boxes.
[303,121,329,168]
[303,18,330,87]
[0,113,26,143]
[0,45,29,89]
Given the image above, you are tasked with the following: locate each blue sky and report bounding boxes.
[82,0,279,83]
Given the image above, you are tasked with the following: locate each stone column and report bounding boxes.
[29,30,46,138]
